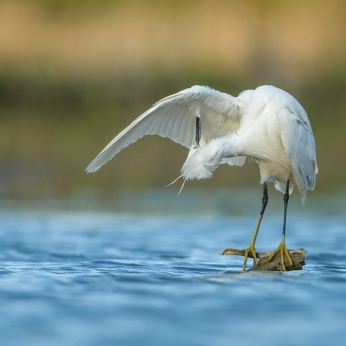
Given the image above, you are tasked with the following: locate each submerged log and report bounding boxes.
[220,248,306,271]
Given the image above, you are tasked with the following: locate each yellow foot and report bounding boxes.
[268,240,293,271]
[222,245,259,271]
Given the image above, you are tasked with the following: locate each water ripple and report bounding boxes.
[0,207,346,346]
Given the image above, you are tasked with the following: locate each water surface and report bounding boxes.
[0,190,345,345]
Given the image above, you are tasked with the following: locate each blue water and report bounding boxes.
[0,189,346,346]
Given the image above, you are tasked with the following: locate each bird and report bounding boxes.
[86,85,318,271]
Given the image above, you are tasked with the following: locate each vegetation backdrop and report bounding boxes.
[0,0,345,198]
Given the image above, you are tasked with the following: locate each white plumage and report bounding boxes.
[86,85,317,202]
[86,85,318,271]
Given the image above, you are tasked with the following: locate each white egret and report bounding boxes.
[86,85,318,271]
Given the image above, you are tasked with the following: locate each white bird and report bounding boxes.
[86,85,318,271]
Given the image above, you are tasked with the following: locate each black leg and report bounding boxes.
[268,179,292,270]
[239,182,268,270]
[246,182,269,256]
[195,117,201,147]
[282,179,290,238]
[260,182,268,216]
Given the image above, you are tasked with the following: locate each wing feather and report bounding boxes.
[176,110,190,144]
[86,86,247,173]
[279,108,318,202]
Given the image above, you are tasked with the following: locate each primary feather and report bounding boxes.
[86,85,246,173]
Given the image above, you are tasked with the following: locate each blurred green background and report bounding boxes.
[0,0,345,199]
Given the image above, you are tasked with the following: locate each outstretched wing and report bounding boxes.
[279,107,318,202]
[86,85,249,173]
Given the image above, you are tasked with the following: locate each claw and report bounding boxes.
[268,236,292,271]
[242,244,258,271]
[222,244,259,271]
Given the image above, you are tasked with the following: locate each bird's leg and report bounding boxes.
[195,117,201,147]
[268,179,293,271]
[242,182,268,270]
[222,182,268,270]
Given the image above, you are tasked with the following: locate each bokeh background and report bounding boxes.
[1,0,345,200]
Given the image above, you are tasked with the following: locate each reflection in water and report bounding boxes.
[0,190,345,346]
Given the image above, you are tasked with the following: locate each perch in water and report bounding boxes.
[221,248,307,271]
[86,85,318,271]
